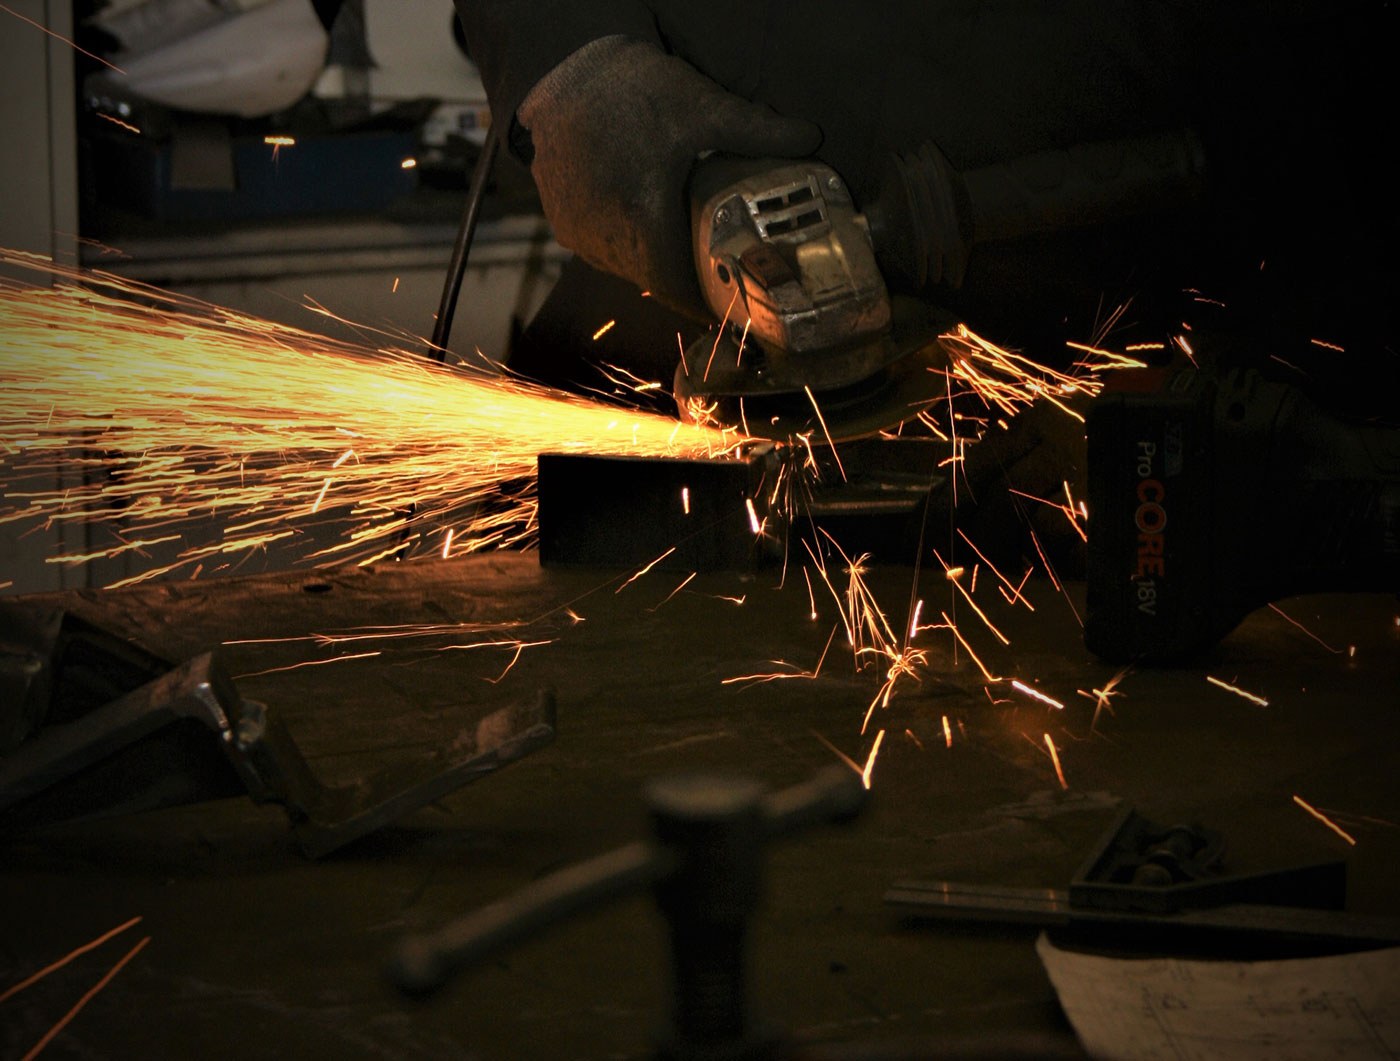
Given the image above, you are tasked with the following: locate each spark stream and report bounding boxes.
[0,250,740,587]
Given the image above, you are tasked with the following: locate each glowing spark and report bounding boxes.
[651,571,697,610]
[713,594,746,606]
[441,527,454,559]
[1078,665,1130,731]
[1292,795,1357,846]
[703,287,742,381]
[905,728,924,750]
[591,319,616,341]
[45,536,180,566]
[1125,342,1166,352]
[392,277,400,293]
[1011,680,1064,710]
[942,715,952,748]
[1267,603,1343,654]
[1008,487,1086,543]
[97,112,141,135]
[0,2,125,72]
[1309,337,1345,353]
[957,529,1033,609]
[17,935,151,1061]
[1206,675,1269,707]
[803,567,818,620]
[1064,341,1148,370]
[803,385,846,482]
[940,611,998,682]
[909,598,924,640]
[311,478,332,514]
[812,730,862,777]
[615,546,677,594]
[565,609,585,624]
[236,651,382,679]
[0,917,142,1004]
[681,486,690,514]
[264,135,296,147]
[721,628,834,688]
[935,550,1009,645]
[860,729,886,790]
[1044,733,1067,789]
[745,497,762,535]
[401,158,418,169]
[484,640,549,683]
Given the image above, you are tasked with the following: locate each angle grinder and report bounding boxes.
[676,131,1207,440]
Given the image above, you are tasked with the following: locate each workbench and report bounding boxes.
[1,552,1396,1058]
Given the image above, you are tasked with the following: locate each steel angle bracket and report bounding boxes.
[0,651,556,858]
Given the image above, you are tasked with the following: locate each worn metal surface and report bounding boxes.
[0,552,1396,1058]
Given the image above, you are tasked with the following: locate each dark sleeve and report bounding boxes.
[454,0,661,158]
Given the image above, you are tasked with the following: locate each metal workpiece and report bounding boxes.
[0,612,558,857]
[538,446,784,571]
[885,805,1394,954]
[390,767,866,1060]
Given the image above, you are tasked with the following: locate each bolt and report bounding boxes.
[715,206,731,226]
[826,175,841,191]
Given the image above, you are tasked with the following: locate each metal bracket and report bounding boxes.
[0,611,556,858]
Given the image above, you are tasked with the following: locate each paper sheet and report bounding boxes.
[1037,933,1400,1060]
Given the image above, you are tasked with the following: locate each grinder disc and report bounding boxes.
[674,299,957,441]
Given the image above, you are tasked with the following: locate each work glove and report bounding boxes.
[517,36,822,317]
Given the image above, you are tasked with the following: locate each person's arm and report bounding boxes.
[453,0,660,161]
[452,7,821,315]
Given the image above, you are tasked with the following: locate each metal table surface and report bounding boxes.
[1,552,1396,1059]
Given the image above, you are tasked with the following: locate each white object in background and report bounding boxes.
[89,0,281,60]
[1037,933,1400,1060]
[91,0,328,117]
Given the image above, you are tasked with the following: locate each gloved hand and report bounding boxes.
[517,35,822,317]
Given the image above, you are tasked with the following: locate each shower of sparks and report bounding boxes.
[1206,675,1269,707]
[937,325,1145,425]
[0,250,737,587]
[1292,795,1357,846]
[1044,733,1067,789]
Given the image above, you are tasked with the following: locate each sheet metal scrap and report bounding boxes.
[0,608,556,858]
